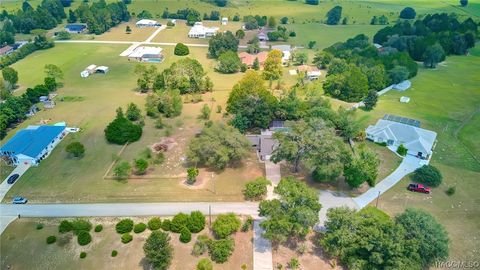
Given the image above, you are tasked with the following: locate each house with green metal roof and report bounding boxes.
[0,124,67,166]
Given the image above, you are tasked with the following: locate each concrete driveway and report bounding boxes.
[353,155,423,209]
[0,163,31,202]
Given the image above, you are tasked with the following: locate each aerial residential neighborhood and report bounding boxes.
[0,0,479,270]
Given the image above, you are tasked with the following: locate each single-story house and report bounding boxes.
[221,17,228,25]
[271,45,292,66]
[246,120,286,161]
[188,22,219,38]
[238,51,268,68]
[0,45,14,56]
[128,46,164,62]
[246,130,278,161]
[366,118,437,160]
[0,123,67,166]
[257,28,274,42]
[65,24,87,34]
[136,19,161,28]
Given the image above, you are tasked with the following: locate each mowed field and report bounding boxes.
[1,43,264,203]
[0,217,253,270]
[358,47,480,262]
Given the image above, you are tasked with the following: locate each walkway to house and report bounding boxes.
[253,160,280,270]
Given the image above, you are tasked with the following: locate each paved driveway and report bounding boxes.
[353,155,423,209]
[316,190,359,230]
[253,220,273,270]
[0,163,31,202]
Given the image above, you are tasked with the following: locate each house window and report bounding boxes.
[387,139,394,145]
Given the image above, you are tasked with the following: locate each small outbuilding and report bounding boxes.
[95,66,109,74]
[221,17,228,25]
[400,96,411,103]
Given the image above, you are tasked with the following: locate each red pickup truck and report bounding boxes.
[407,183,431,194]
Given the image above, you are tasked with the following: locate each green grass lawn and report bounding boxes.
[359,46,480,262]
[1,217,253,270]
[2,43,264,203]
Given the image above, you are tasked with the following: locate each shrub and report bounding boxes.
[241,216,254,232]
[46,235,56,244]
[399,7,416,19]
[180,227,192,243]
[134,158,149,175]
[116,219,134,234]
[65,141,85,157]
[208,238,235,263]
[288,257,300,269]
[289,31,296,37]
[59,220,73,233]
[212,213,241,239]
[375,142,387,147]
[111,250,118,257]
[36,223,44,230]
[412,165,443,187]
[174,43,190,56]
[94,225,103,232]
[171,213,190,233]
[77,231,92,246]
[121,233,133,244]
[397,144,408,156]
[104,111,143,145]
[243,177,271,201]
[446,186,456,196]
[188,211,206,233]
[148,217,162,230]
[71,219,92,234]
[134,223,147,234]
[240,63,247,72]
[161,219,171,231]
[80,252,87,259]
[192,234,211,256]
[196,258,213,270]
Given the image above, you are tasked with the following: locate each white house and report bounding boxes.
[366,118,437,160]
[136,19,161,28]
[271,45,292,66]
[0,123,67,166]
[127,46,164,62]
[188,22,219,38]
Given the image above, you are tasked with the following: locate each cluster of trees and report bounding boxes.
[243,15,268,30]
[322,207,449,269]
[0,65,60,138]
[267,25,291,42]
[259,177,321,246]
[374,13,477,68]
[104,106,143,145]
[0,0,66,34]
[161,8,201,25]
[187,122,251,170]
[202,10,221,21]
[0,32,54,68]
[155,58,213,94]
[370,15,389,25]
[70,0,130,34]
[318,34,417,102]
[208,31,239,58]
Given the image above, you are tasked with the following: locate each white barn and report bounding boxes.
[188,22,219,38]
[136,19,161,28]
[366,118,437,160]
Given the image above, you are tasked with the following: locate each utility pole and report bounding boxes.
[209,205,212,229]
[375,190,381,207]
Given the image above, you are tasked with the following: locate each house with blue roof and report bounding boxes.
[0,124,67,166]
[64,24,87,34]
